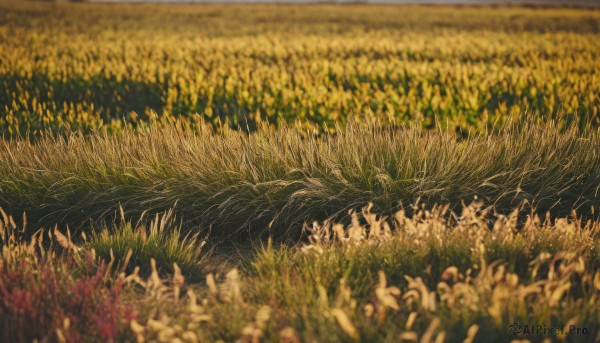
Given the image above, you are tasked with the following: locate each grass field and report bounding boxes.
[1,1,599,135]
[1,1,600,342]
[2,121,600,242]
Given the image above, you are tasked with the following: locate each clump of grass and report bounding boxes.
[84,209,210,281]
[1,120,599,242]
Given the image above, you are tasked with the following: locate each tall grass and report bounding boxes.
[1,1,599,135]
[5,200,598,342]
[1,121,599,242]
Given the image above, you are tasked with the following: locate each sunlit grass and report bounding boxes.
[84,209,210,281]
[1,2,599,341]
[1,121,599,242]
[2,202,598,342]
[1,1,599,135]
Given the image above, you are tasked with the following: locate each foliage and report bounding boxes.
[85,209,210,281]
[2,2,599,341]
[4,202,599,342]
[1,121,599,241]
[1,1,599,135]
[0,210,136,343]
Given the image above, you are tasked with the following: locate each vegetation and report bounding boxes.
[2,202,599,342]
[84,209,212,280]
[1,1,599,135]
[1,121,599,242]
[1,1,599,341]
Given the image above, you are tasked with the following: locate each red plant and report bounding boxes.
[0,258,137,342]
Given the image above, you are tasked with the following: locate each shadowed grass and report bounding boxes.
[1,120,599,243]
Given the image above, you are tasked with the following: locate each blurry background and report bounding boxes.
[44,0,600,7]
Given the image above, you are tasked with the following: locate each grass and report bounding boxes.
[1,1,599,341]
[3,120,598,341]
[1,1,599,135]
[1,121,599,243]
[84,209,211,281]
[1,201,599,342]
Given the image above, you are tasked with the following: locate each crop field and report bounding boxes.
[2,1,600,135]
[1,1,600,342]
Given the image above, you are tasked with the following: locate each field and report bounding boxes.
[1,1,600,342]
[2,1,600,135]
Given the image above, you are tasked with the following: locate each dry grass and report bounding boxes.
[1,201,599,342]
